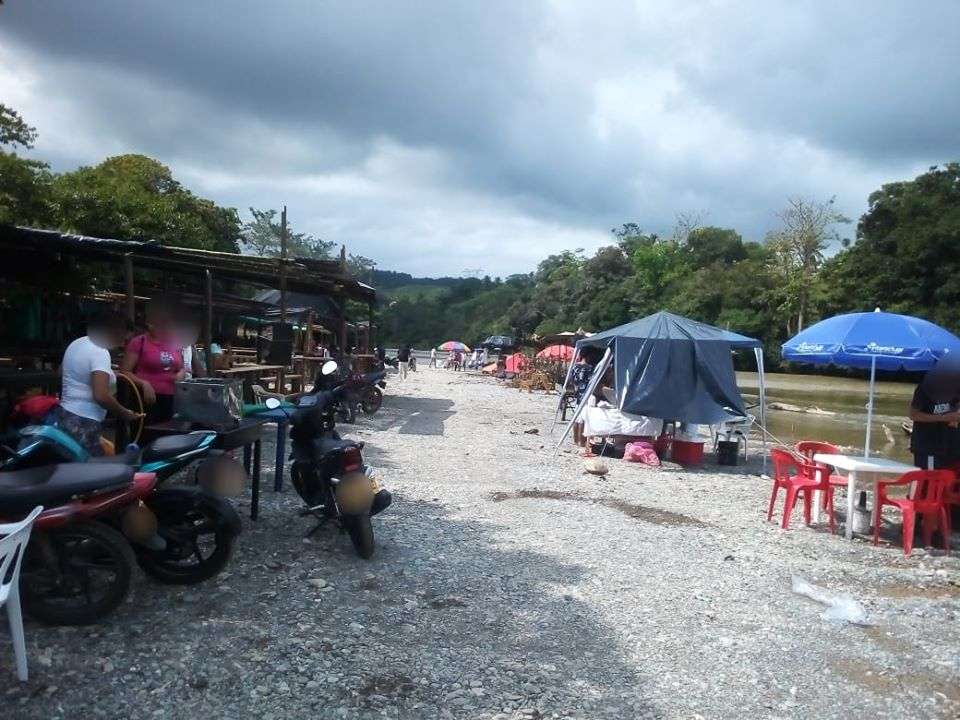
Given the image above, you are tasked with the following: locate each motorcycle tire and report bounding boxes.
[337,400,356,424]
[341,513,375,559]
[21,521,135,626]
[360,387,383,415]
[136,488,238,585]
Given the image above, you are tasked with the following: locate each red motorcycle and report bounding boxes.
[0,463,157,625]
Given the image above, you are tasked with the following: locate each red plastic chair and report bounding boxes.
[795,441,849,532]
[873,470,953,555]
[768,449,821,529]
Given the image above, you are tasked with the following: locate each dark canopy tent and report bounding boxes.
[574,311,763,425]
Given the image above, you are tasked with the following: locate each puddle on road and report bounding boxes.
[490,489,708,528]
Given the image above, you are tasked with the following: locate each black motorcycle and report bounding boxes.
[265,360,391,558]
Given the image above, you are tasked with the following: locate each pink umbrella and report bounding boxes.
[536,345,574,361]
[504,353,529,373]
[439,341,470,352]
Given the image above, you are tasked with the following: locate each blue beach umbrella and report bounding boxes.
[782,309,960,456]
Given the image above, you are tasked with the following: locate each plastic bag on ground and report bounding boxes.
[624,441,661,466]
[791,575,870,625]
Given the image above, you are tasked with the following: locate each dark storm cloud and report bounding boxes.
[1,1,957,275]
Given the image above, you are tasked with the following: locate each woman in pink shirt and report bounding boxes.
[121,300,185,422]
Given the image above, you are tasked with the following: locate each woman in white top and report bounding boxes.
[48,310,143,455]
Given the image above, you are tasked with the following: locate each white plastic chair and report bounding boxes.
[1,506,43,682]
[712,414,755,459]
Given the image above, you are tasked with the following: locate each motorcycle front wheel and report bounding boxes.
[21,521,135,625]
[136,488,238,584]
[341,513,375,559]
[360,387,383,415]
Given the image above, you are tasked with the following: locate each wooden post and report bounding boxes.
[123,254,135,322]
[339,298,347,360]
[279,205,288,324]
[305,309,314,354]
[367,303,374,352]
[203,270,214,372]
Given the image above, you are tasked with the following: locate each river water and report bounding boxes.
[736,372,915,461]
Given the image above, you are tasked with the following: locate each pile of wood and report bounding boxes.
[512,369,555,393]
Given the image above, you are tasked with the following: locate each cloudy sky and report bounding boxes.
[1,2,957,277]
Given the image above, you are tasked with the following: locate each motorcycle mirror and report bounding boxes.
[321,360,339,376]
[264,397,282,410]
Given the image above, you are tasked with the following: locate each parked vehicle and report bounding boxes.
[0,464,155,624]
[266,360,391,558]
[1,426,241,584]
[344,369,386,417]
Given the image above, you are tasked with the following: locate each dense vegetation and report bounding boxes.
[2,104,957,368]
[379,164,960,369]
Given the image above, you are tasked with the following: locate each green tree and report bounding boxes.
[766,196,849,334]
[52,154,240,251]
[822,163,960,329]
[240,207,335,259]
[0,104,52,225]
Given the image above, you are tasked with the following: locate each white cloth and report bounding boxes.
[582,403,663,438]
[60,336,115,421]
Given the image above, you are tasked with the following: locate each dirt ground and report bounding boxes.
[3,368,959,719]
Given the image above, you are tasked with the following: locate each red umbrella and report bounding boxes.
[536,345,574,361]
[504,353,529,373]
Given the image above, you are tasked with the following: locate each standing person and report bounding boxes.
[48,310,143,456]
[397,343,411,380]
[909,357,960,470]
[430,347,437,369]
[121,299,185,423]
[569,347,601,456]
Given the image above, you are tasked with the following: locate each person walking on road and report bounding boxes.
[397,344,411,380]
[430,347,437,368]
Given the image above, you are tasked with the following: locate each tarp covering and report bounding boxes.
[577,311,759,425]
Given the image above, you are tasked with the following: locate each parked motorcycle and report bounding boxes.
[1,425,241,584]
[0,464,156,624]
[265,359,391,558]
[341,369,386,418]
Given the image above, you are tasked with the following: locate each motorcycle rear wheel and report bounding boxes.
[21,521,134,626]
[136,488,237,584]
[341,513,375,559]
[360,387,383,415]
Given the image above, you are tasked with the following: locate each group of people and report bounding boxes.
[51,300,233,456]
[427,347,488,371]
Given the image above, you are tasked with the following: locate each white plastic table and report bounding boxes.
[813,453,919,540]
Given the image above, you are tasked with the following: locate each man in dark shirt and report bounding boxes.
[909,367,960,470]
[396,344,411,380]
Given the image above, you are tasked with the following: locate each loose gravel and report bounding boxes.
[3,368,959,719]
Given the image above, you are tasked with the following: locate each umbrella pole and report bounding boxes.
[864,355,877,458]
[755,347,767,473]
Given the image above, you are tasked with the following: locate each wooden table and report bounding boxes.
[813,453,919,539]
[144,417,269,519]
[215,364,285,401]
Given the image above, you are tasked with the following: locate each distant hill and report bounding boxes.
[371,269,463,291]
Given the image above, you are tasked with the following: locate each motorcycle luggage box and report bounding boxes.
[174,378,243,429]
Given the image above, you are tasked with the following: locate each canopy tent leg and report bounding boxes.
[550,345,581,434]
[864,355,877,458]
[554,347,611,454]
[755,347,767,473]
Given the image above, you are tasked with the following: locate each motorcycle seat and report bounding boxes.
[0,464,134,514]
[89,447,142,465]
[314,437,357,455]
[141,433,211,463]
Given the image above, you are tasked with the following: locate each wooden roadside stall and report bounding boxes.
[0,225,376,429]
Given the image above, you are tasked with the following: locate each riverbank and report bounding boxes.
[5,368,959,719]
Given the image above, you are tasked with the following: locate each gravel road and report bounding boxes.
[4,368,959,719]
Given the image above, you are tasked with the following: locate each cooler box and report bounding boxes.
[174,378,244,429]
[671,439,704,466]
